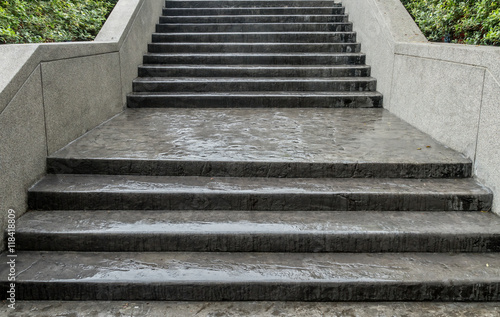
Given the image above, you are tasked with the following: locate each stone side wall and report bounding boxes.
[344,0,500,215]
[0,0,165,249]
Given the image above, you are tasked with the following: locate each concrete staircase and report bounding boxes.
[2,0,500,301]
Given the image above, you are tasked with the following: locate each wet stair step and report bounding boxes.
[155,22,353,32]
[162,7,345,16]
[127,91,379,108]
[15,210,500,252]
[27,174,491,211]
[132,77,377,92]
[1,251,500,301]
[164,0,343,8]
[151,32,356,43]
[137,65,369,77]
[47,108,470,178]
[147,42,361,53]
[159,15,350,23]
[142,53,365,65]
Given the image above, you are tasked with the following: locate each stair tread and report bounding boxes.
[148,42,360,45]
[2,251,500,284]
[49,108,468,166]
[30,174,488,196]
[160,14,349,20]
[139,64,369,68]
[162,8,346,16]
[158,22,351,25]
[153,31,355,34]
[133,77,376,82]
[127,90,379,108]
[164,6,344,9]
[16,210,500,252]
[165,0,342,8]
[16,210,500,235]
[145,52,362,55]
[163,14,348,17]
[128,91,381,95]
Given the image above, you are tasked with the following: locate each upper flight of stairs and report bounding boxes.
[127,0,382,108]
[2,0,500,302]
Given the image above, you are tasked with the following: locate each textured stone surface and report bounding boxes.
[163,7,345,15]
[343,0,427,107]
[116,0,165,104]
[165,0,342,8]
[48,108,470,178]
[0,0,165,253]
[0,66,47,249]
[151,32,357,43]
[0,44,39,114]
[476,72,500,216]
[15,210,500,252]
[341,0,500,217]
[1,251,500,300]
[147,43,361,53]
[27,174,492,211]
[143,52,365,65]
[156,22,353,32]
[4,0,499,305]
[3,301,500,317]
[390,54,484,160]
[41,53,123,154]
[138,65,370,77]
[127,91,383,108]
[160,14,350,23]
[133,77,377,92]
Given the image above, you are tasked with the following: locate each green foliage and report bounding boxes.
[0,0,118,44]
[401,0,500,46]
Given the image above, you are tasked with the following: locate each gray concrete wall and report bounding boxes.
[344,0,500,215]
[0,0,165,249]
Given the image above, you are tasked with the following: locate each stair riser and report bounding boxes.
[147,43,361,53]
[47,158,471,178]
[138,66,369,77]
[143,55,365,65]
[152,32,356,43]
[28,192,491,211]
[127,94,383,108]
[18,233,500,252]
[159,15,349,23]
[164,0,342,8]
[132,80,377,93]
[162,8,345,15]
[156,23,353,32]
[5,282,500,301]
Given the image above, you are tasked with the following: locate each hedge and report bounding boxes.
[401,0,500,46]
[0,0,118,44]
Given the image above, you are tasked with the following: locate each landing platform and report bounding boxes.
[48,108,470,178]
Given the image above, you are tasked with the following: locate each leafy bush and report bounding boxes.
[401,0,500,46]
[0,0,118,44]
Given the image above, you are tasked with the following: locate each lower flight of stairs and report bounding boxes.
[2,0,500,302]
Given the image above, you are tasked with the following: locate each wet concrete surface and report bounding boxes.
[50,108,468,164]
[126,91,383,108]
[156,22,354,33]
[143,51,364,63]
[28,174,492,211]
[15,210,500,252]
[3,301,500,317]
[159,14,350,23]
[48,108,470,178]
[132,77,377,93]
[164,0,343,9]
[1,251,500,300]
[162,8,346,16]
[137,64,369,76]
